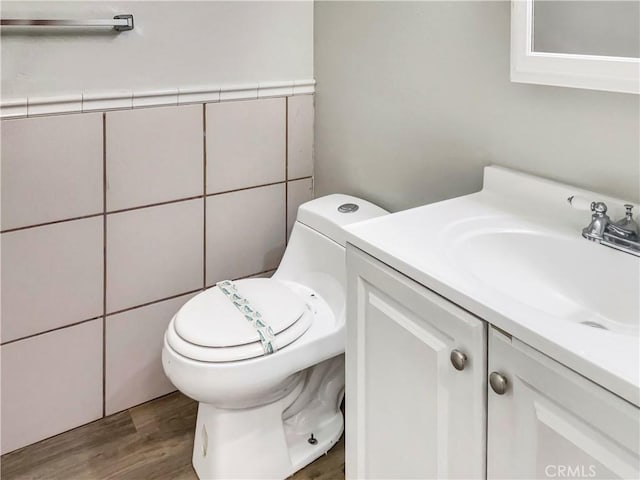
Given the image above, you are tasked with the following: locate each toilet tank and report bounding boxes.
[296,194,389,248]
[274,194,388,321]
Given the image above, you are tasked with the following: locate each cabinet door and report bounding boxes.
[345,246,486,479]
[488,327,640,480]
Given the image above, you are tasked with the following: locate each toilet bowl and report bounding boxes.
[162,194,388,480]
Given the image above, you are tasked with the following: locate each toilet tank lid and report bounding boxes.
[296,194,388,247]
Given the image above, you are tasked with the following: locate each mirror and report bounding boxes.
[511,0,640,94]
[533,1,639,58]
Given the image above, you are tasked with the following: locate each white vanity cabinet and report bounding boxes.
[345,246,487,479]
[346,246,640,480]
[488,328,640,480]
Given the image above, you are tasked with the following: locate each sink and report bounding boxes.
[346,166,640,405]
[444,218,640,336]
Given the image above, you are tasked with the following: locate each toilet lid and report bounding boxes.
[172,279,312,360]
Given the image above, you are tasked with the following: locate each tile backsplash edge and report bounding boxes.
[0,79,316,119]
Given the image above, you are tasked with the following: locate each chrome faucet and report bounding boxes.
[608,204,640,240]
[573,197,640,257]
[581,201,610,241]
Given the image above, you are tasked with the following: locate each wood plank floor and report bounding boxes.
[1,392,345,480]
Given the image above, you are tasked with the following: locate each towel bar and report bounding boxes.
[1,14,134,31]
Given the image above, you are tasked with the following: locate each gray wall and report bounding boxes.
[1,1,313,98]
[314,1,640,212]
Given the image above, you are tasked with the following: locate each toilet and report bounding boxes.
[162,194,388,480]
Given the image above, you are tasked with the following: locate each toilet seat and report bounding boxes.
[167,278,314,362]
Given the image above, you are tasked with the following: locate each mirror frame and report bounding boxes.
[510,0,640,94]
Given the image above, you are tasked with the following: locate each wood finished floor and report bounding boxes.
[0,392,345,480]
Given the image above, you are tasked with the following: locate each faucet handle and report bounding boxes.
[567,195,608,214]
[582,201,610,241]
[609,204,639,239]
[590,201,608,215]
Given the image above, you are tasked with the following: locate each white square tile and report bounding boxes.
[107,199,203,313]
[206,184,285,285]
[287,95,314,179]
[105,292,196,415]
[0,217,103,343]
[206,99,285,194]
[106,105,203,211]
[287,178,313,239]
[1,113,103,231]
[0,320,103,454]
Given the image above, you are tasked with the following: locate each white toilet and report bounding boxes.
[162,194,388,480]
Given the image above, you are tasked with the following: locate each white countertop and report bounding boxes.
[345,166,640,406]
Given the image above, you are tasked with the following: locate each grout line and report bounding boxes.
[236,268,277,280]
[106,195,203,215]
[0,180,311,236]
[0,212,104,234]
[202,103,207,289]
[285,97,290,243]
[0,388,182,450]
[287,175,313,183]
[109,389,181,419]
[285,96,290,181]
[102,112,107,418]
[105,288,204,317]
[0,316,104,346]
[204,268,277,289]
[205,180,287,198]
[0,264,277,347]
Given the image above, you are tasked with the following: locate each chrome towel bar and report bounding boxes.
[1,14,134,31]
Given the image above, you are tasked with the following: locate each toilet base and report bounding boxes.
[191,357,345,480]
[284,398,344,476]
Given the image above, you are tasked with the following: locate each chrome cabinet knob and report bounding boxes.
[450,349,467,371]
[489,372,508,395]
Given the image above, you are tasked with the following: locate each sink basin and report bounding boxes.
[444,219,640,336]
[346,166,640,405]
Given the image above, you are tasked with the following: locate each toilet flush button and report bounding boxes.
[338,203,359,213]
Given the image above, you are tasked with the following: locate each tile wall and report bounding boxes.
[0,94,314,454]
